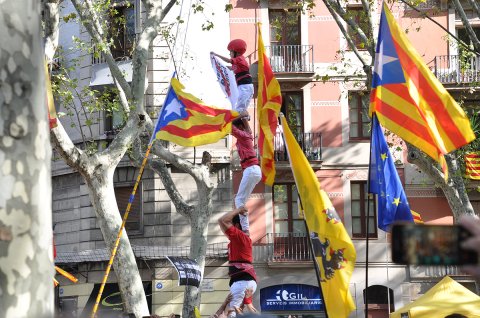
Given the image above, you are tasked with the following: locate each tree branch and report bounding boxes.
[322,0,369,67]
[131,0,176,108]
[452,0,480,53]
[406,144,475,221]
[42,0,61,62]
[50,121,88,174]
[70,0,133,99]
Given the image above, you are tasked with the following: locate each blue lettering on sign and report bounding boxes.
[260,284,324,311]
[156,282,163,290]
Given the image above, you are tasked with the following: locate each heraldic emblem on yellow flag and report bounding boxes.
[280,115,357,318]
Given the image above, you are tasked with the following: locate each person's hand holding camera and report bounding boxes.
[459,215,480,278]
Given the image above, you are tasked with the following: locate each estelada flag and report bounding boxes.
[465,152,480,180]
[257,23,282,186]
[153,77,239,147]
[370,3,476,179]
[281,115,356,318]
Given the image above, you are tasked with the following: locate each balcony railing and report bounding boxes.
[268,45,314,73]
[91,45,133,65]
[432,54,480,84]
[258,232,312,262]
[274,131,322,162]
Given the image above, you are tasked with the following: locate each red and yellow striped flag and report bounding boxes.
[257,23,282,186]
[410,210,424,224]
[45,61,58,129]
[370,4,476,179]
[465,152,480,180]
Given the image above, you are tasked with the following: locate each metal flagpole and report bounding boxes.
[91,139,155,318]
[365,113,377,318]
[279,113,329,318]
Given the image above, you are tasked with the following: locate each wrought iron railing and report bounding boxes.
[268,45,314,73]
[274,131,322,162]
[431,54,480,84]
[262,232,312,262]
[91,45,133,65]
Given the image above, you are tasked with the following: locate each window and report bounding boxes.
[273,184,305,233]
[269,10,300,46]
[272,184,309,261]
[349,91,370,140]
[114,167,143,235]
[115,185,143,234]
[101,89,125,134]
[346,6,368,50]
[351,181,377,238]
[108,2,135,60]
[269,9,301,72]
[457,26,480,72]
[281,91,304,139]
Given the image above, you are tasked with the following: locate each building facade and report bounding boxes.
[53,0,479,317]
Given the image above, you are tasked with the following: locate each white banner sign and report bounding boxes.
[210,54,238,109]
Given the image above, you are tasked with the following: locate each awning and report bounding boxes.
[89,60,133,86]
[391,276,480,318]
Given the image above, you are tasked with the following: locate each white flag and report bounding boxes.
[210,54,238,109]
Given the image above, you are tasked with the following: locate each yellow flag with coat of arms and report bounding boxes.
[280,115,356,318]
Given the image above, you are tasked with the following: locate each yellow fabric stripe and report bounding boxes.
[168,111,227,129]
[156,130,229,147]
[375,113,439,161]
[383,3,475,148]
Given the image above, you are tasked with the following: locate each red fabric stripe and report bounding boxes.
[180,97,236,121]
[371,90,436,146]
[393,38,469,148]
[161,122,224,136]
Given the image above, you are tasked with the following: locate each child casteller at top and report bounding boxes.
[211,39,253,115]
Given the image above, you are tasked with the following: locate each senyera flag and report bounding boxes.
[280,114,356,318]
[45,61,58,129]
[370,3,476,179]
[257,23,282,186]
[153,77,239,147]
[465,152,480,180]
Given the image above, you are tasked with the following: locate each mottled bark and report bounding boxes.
[407,145,475,221]
[142,142,214,316]
[0,1,54,317]
[84,168,149,317]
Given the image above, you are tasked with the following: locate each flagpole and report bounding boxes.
[279,113,329,318]
[90,75,176,317]
[365,113,377,318]
[91,141,154,318]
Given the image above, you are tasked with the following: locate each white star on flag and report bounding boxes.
[163,98,183,120]
[374,39,398,80]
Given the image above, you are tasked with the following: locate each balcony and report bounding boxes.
[248,44,315,82]
[274,131,322,162]
[268,45,314,73]
[253,233,314,265]
[431,54,480,85]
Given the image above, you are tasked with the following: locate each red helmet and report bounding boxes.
[227,39,247,55]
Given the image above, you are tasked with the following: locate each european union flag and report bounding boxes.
[369,115,413,231]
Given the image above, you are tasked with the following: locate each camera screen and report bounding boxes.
[392,224,477,265]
